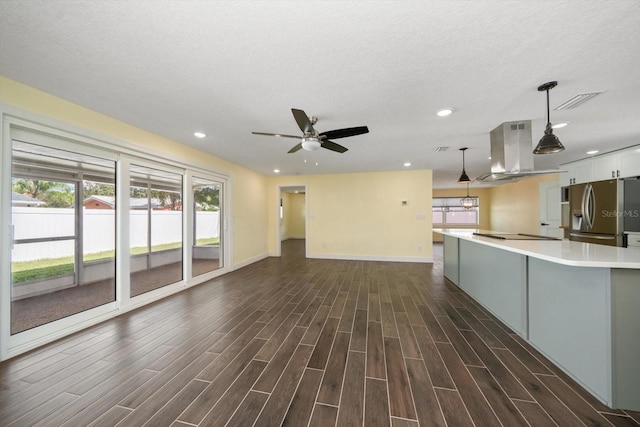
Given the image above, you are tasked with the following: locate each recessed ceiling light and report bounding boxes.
[436,108,454,117]
[193,132,206,138]
[552,122,569,129]
[273,169,280,173]
[488,157,492,160]
[586,150,599,155]
[403,162,411,167]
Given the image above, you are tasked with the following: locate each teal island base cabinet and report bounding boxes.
[438,229,640,411]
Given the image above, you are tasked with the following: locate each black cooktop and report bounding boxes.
[472,232,561,241]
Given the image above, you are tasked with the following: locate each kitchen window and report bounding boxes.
[432,197,479,225]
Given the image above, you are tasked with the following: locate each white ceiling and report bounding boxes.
[1,1,639,189]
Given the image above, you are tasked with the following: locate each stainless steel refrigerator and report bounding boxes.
[623,178,640,234]
[569,179,623,246]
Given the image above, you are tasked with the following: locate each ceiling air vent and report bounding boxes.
[554,91,603,110]
[433,146,449,152]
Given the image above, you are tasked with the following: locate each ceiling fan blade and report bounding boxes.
[251,132,300,139]
[288,143,303,153]
[291,108,316,134]
[321,140,348,153]
[320,126,369,140]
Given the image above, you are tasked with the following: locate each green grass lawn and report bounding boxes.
[11,237,220,284]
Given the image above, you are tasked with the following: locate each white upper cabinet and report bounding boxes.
[619,147,640,177]
[561,145,640,186]
[563,159,593,185]
[592,152,621,181]
[574,160,595,184]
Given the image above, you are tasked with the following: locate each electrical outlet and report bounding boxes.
[417,246,422,252]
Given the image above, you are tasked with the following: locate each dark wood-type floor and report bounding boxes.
[1,239,639,426]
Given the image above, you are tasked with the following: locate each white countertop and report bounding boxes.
[435,229,640,269]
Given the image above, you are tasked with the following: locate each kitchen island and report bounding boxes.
[435,229,640,411]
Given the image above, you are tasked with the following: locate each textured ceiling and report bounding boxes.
[1,0,639,188]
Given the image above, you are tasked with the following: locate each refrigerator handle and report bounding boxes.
[587,184,596,229]
[581,184,590,230]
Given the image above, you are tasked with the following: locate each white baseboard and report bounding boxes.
[307,253,433,263]
[232,252,270,270]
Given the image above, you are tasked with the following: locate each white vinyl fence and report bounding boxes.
[11,207,220,262]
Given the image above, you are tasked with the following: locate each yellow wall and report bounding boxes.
[0,76,269,267]
[432,187,491,242]
[269,170,433,261]
[489,174,560,234]
[281,192,306,239]
[0,77,450,264]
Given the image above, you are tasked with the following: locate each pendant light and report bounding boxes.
[460,183,476,209]
[457,147,471,183]
[534,81,565,154]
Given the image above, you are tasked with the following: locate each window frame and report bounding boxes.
[432,196,480,226]
[1,107,231,361]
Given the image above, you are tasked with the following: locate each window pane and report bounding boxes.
[83,180,116,264]
[130,164,183,296]
[432,209,444,224]
[12,240,75,282]
[192,178,222,277]
[151,190,182,252]
[130,185,149,255]
[11,141,116,335]
[432,197,480,225]
[446,209,478,224]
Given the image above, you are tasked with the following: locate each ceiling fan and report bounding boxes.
[252,108,369,153]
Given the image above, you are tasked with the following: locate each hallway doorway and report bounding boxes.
[277,185,307,257]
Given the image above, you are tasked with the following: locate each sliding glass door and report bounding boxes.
[1,115,230,360]
[10,138,116,335]
[192,177,223,276]
[129,164,184,296]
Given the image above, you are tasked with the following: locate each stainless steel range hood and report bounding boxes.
[476,120,565,183]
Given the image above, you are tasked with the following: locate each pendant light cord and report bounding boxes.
[546,89,551,124]
[462,149,466,171]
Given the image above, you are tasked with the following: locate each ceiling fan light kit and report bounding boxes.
[252,108,369,154]
[457,147,471,183]
[534,81,565,154]
[301,137,321,151]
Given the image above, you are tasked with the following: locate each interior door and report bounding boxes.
[539,181,563,238]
